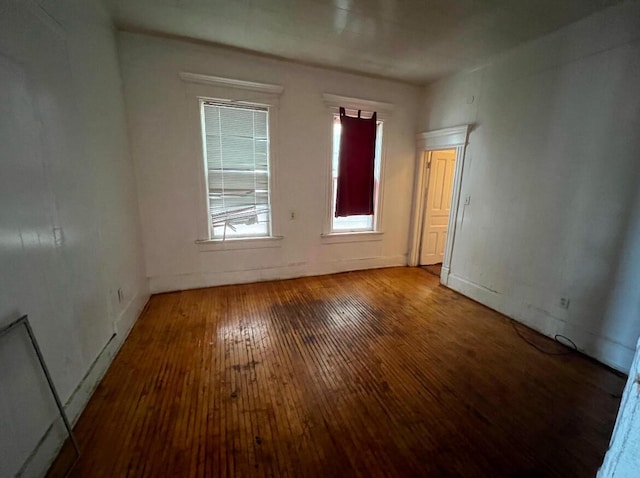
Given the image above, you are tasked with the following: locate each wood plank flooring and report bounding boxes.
[48,267,625,477]
[422,263,443,278]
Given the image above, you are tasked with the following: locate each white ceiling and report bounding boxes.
[104,0,608,84]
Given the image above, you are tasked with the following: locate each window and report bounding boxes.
[331,112,383,232]
[201,101,271,240]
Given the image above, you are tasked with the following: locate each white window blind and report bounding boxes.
[202,101,271,239]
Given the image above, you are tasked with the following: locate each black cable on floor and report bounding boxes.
[511,320,578,356]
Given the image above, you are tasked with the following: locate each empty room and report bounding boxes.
[2,0,640,477]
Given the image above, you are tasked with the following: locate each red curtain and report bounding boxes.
[335,107,377,217]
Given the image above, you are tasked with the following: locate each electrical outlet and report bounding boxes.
[464,195,471,206]
[559,297,570,309]
[289,210,296,220]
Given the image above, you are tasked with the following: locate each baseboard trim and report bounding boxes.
[440,265,451,285]
[19,290,150,478]
[447,273,635,373]
[149,255,408,293]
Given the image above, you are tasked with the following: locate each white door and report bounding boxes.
[419,149,456,265]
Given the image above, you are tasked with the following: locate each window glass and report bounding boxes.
[201,102,271,239]
[331,113,383,232]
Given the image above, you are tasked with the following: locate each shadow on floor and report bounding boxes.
[422,263,442,278]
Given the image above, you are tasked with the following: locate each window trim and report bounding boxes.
[328,115,383,234]
[320,231,383,244]
[180,72,282,245]
[321,94,392,239]
[195,235,283,251]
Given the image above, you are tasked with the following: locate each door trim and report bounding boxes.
[408,125,470,285]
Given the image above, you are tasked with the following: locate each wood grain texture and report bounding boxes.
[422,263,443,277]
[48,267,624,477]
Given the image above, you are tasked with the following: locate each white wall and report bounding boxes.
[420,1,640,372]
[0,1,148,476]
[118,32,420,293]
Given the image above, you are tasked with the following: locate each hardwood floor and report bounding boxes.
[422,263,443,277]
[48,267,624,478]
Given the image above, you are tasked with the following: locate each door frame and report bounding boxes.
[408,125,470,285]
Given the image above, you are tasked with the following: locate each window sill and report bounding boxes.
[320,231,383,244]
[196,236,283,252]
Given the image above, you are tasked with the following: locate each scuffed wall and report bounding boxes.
[420,1,640,372]
[0,1,148,475]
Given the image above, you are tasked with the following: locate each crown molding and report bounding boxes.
[416,125,469,150]
[322,93,394,115]
[179,72,284,95]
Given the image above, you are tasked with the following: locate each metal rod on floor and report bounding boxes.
[0,315,80,475]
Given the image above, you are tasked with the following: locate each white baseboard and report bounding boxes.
[19,290,150,478]
[149,255,408,293]
[447,273,635,373]
[440,265,451,285]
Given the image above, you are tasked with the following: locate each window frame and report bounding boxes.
[329,114,384,234]
[321,94,393,240]
[200,99,273,241]
[178,72,283,247]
